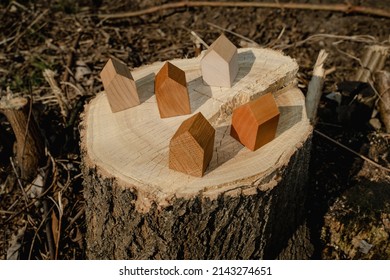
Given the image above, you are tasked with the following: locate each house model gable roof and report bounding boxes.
[171,113,213,148]
[203,34,237,63]
[100,58,133,87]
[155,62,186,89]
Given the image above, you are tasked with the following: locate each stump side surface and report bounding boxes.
[83,136,312,259]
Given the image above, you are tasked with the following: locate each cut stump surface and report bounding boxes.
[81,48,313,259]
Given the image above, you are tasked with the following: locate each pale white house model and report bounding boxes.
[201,34,238,88]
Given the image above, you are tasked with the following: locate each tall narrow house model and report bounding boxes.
[100,58,140,113]
[155,62,191,118]
[201,34,239,87]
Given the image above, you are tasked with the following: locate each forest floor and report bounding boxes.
[0,0,389,260]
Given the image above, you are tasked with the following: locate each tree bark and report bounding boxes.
[80,48,313,259]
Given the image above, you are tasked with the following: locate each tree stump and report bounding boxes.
[80,48,313,259]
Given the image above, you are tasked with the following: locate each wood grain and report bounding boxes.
[100,58,140,113]
[230,93,280,151]
[155,61,191,118]
[169,112,215,177]
[201,34,238,87]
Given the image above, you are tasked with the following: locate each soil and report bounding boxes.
[0,0,389,259]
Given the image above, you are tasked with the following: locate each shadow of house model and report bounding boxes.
[230,93,280,151]
[201,34,239,87]
[155,61,191,118]
[169,112,215,177]
[100,58,140,113]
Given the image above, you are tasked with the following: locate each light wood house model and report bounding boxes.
[201,34,238,87]
[100,58,140,113]
[169,112,215,177]
[230,93,280,151]
[155,61,191,118]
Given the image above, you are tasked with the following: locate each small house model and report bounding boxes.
[155,62,191,118]
[100,58,140,113]
[201,34,238,88]
[230,93,280,151]
[169,112,215,177]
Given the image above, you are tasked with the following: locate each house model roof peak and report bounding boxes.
[204,34,237,62]
[101,58,131,86]
[172,112,213,148]
[155,61,186,87]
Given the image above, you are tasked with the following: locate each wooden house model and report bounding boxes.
[201,34,239,88]
[155,62,191,118]
[169,112,215,177]
[100,58,140,113]
[230,93,280,151]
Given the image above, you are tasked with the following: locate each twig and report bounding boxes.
[276,34,378,50]
[62,32,82,94]
[0,210,16,215]
[189,30,209,49]
[61,81,85,97]
[96,1,390,19]
[0,36,16,46]
[43,69,69,120]
[10,157,29,208]
[65,206,85,231]
[42,199,56,259]
[7,9,49,50]
[314,130,390,172]
[1,159,54,226]
[10,1,30,12]
[47,192,63,260]
[66,95,88,129]
[21,84,34,175]
[39,158,56,260]
[266,25,286,48]
[28,203,54,260]
[207,22,259,46]
[317,121,343,128]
